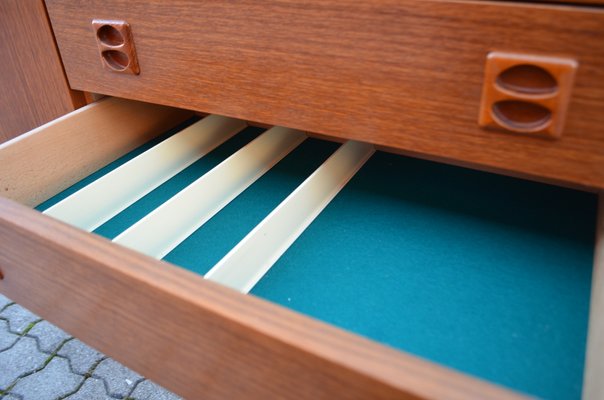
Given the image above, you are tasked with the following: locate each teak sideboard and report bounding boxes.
[1,1,603,399]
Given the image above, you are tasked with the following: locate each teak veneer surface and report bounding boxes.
[46,0,604,189]
[0,198,525,400]
[0,0,86,143]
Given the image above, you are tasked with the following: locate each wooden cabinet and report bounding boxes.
[0,0,86,143]
[1,1,603,399]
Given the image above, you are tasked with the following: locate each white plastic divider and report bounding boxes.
[205,140,375,293]
[113,127,307,259]
[44,115,246,231]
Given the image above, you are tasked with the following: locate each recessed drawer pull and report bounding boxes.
[43,115,246,231]
[205,140,375,293]
[113,127,307,259]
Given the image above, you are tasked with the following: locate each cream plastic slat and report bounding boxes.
[113,127,307,259]
[44,115,246,231]
[584,194,604,400]
[205,140,375,293]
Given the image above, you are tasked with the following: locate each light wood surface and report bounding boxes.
[0,197,526,400]
[46,0,604,189]
[584,193,604,400]
[0,0,86,143]
[0,97,192,207]
[43,115,246,232]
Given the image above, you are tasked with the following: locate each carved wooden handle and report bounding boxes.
[92,20,139,75]
[479,52,577,139]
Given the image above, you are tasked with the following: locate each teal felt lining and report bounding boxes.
[163,138,339,275]
[38,124,596,399]
[251,151,596,400]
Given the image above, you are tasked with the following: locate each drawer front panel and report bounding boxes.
[46,0,604,189]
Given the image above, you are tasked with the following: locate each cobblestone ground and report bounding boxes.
[0,294,181,400]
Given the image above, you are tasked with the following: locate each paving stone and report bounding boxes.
[1,394,21,400]
[0,336,46,390]
[0,303,173,400]
[64,377,112,400]
[0,305,39,335]
[93,358,142,398]
[130,379,181,400]
[27,321,71,353]
[10,356,84,400]
[58,339,104,375]
[0,293,12,310]
[0,319,20,351]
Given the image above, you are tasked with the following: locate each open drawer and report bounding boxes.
[0,97,602,399]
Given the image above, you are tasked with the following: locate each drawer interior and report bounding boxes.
[34,114,597,399]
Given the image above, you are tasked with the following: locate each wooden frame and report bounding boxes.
[0,0,87,143]
[0,98,527,399]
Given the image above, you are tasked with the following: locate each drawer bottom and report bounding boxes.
[37,117,597,399]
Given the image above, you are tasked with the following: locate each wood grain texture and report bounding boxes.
[0,97,192,207]
[0,0,86,143]
[45,0,604,190]
[583,193,604,400]
[531,0,604,5]
[0,197,526,400]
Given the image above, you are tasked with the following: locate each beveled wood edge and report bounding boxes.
[40,0,89,110]
[583,193,604,399]
[0,97,193,207]
[0,198,526,400]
